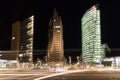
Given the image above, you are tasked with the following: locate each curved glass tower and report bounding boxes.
[47,9,64,66]
[81,4,102,63]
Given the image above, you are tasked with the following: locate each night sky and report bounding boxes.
[0,0,120,59]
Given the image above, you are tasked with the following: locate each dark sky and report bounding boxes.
[0,0,120,58]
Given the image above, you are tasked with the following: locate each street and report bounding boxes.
[0,69,120,80]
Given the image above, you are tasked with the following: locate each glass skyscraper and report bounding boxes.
[11,16,34,64]
[47,9,64,66]
[20,16,34,63]
[81,4,102,63]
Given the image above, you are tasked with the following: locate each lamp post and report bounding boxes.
[68,56,71,66]
[0,54,2,59]
[77,56,80,65]
[19,54,23,68]
[19,54,23,62]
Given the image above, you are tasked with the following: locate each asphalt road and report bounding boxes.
[0,69,120,80]
[36,70,120,80]
[42,73,120,80]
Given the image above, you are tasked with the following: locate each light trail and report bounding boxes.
[1,48,120,54]
[0,74,46,76]
[34,70,89,80]
[111,48,120,51]
[34,69,120,80]
[0,75,45,80]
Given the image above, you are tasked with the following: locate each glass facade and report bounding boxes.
[81,5,102,63]
[20,16,34,63]
[47,9,64,66]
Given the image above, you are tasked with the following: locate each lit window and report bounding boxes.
[54,19,56,22]
[57,30,60,32]
[54,26,60,28]
[12,37,15,40]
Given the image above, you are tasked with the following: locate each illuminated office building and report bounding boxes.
[81,4,103,63]
[47,9,64,66]
[20,16,34,63]
[11,16,34,63]
[11,21,20,51]
[10,21,21,60]
[0,21,20,60]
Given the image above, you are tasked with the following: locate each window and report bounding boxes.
[54,26,60,28]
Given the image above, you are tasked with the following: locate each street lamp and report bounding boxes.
[0,54,2,59]
[68,56,71,65]
[19,54,23,62]
[76,56,80,65]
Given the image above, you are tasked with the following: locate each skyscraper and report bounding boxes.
[11,21,20,51]
[11,16,34,63]
[81,4,103,63]
[20,16,34,63]
[0,21,20,61]
[47,9,64,66]
[11,21,21,60]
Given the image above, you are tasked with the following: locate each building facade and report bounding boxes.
[103,57,120,68]
[11,21,21,51]
[0,21,21,61]
[20,16,34,63]
[81,4,103,63]
[47,9,64,66]
[101,44,111,58]
[11,16,34,63]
